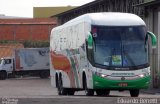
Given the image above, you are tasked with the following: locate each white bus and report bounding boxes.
[50,12,157,97]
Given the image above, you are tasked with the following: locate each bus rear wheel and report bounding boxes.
[57,76,67,95]
[130,89,139,97]
[84,78,94,96]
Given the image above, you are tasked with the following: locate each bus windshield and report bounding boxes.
[92,25,148,69]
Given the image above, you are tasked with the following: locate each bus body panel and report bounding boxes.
[92,67,151,89]
[50,22,92,88]
[93,74,150,89]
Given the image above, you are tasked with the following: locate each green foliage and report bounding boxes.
[0,40,49,48]
[0,40,18,44]
[22,40,49,48]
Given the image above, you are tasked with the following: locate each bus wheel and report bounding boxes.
[84,79,94,96]
[57,76,67,95]
[130,89,139,97]
[96,89,110,96]
[0,71,7,80]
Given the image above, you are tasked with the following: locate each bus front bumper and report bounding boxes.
[93,74,151,90]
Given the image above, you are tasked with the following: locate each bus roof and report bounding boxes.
[64,12,146,26]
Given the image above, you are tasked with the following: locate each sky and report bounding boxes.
[0,0,94,18]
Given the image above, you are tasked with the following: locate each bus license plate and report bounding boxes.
[118,83,128,87]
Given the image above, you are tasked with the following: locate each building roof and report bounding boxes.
[0,18,56,25]
[51,0,145,25]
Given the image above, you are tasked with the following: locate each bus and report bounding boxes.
[50,12,157,97]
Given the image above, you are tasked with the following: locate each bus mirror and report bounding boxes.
[147,31,157,48]
[87,32,93,49]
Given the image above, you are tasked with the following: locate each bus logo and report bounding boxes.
[121,76,125,80]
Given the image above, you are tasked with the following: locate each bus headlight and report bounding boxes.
[138,73,150,78]
[95,72,108,78]
[101,74,108,78]
[139,74,144,78]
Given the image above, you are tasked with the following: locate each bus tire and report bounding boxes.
[57,75,67,95]
[55,73,58,88]
[96,89,110,96]
[0,70,7,80]
[83,75,94,96]
[130,89,139,97]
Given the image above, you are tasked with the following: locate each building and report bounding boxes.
[51,0,144,25]
[0,18,56,41]
[137,0,160,88]
[51,0,160,88]
[33,6,77,18]
[0,6,78,41]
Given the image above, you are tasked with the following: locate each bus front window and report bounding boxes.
[92,26,148,69]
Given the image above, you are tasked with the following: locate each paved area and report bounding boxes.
[141,88,160,95]
[0,77,160,104]
[0,77,160,98]
[0,77,56,98]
